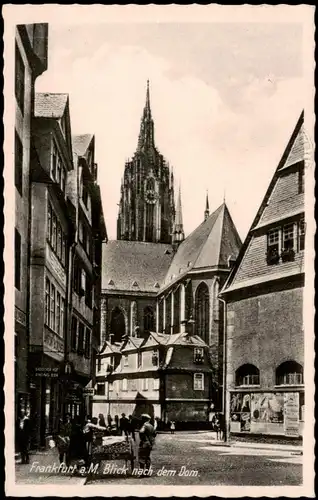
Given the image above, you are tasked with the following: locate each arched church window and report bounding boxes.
[195,282,209,344]
[110,307,126,343]
[144,306,155,332]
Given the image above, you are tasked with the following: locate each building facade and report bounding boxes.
[14,24,48,430]
[220,112,306,439]
[93,331,213,425]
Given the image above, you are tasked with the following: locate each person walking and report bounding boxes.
[57,413,72,466]
[128,415,136,441]
[119,413,130,437]
[170,420,175,434]
[212,413,221,440]
[98,413,106,427]
[138,414,156,474]
[17,409,31,464]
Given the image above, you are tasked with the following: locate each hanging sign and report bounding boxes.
[34,367,59,378]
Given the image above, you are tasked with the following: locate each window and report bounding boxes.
[137,351,142,368]
[85,275,93,308]
[276,361,303,385]
[60,297,65,337]
[298,217,305,251]
[56,292,61,335]
[78,323,85,355]
[50,284,56,330]
[97,358,102,372]
[123,355,129,367]
[47,204,52,242]
[194,373,204,391]
[299,165,305,194]
[283,223,294,250]
[96,383,105,396]
[267,228,280,265]
[130,379,137,391]
[80,269,86,296]
[15,130,23,195]
[71,316,78,352]
[84,328,91,359]
[122,378,128,391]
[52,213,57,251]
[195,282,209,344]
[57,224,62,260]
[15,43,25,113]
[153,378,160,391]
[142,378,149,391]
[15,229,21,290]
[194,348,204,364]
[45,278,50,325]
[236,364,260,386]
[152,349,159,367]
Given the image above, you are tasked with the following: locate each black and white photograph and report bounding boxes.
[3,4,315,497]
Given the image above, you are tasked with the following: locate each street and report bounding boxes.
[85,432,302,486]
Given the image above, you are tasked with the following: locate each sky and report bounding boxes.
[36,20,305,241]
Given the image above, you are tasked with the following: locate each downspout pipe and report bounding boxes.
[218,295,228,443]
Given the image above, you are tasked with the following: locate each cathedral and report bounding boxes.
[97,82,242,419]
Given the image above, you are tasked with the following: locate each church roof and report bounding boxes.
[162,203,241,289]
[102,240,174,293]
[72,134,94,157]
[35,92,69,118]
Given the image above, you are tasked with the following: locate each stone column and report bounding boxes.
[163,296,166,332]
[171,291,174,334]
[180,283,186,333]
[130,301,137,336]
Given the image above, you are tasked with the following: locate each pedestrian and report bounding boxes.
[83,416,93,456]
[98,413,106,427]
[56,413,72,466]
[128,415,135,441]
[119,413,130,437]
[114,414,119,432]
[212,413,221,440]
[138,414,156,474]
[170,420,175,434]
[107,414,113,428]
[17,409,31,464]
[69,417,89,467]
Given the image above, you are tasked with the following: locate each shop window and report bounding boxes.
[15,130,23,195]
[195,282,209,344]
[96,383,105,396]
[276,360,303,385]
[15,228,21,290]
[15,43,25,113]
[267,228,280,265]
[194,373,204,391]
[236,364,260,386]
[194,347,204,364]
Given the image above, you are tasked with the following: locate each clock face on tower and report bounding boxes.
[145,189,157,204]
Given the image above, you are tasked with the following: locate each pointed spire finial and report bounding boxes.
[145,79,151,117]
[223,188,226,204]
[172,182,185,249]
[204,190,210,221]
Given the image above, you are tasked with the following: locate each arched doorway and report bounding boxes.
[195,282,210,344]
[110,307,126,343]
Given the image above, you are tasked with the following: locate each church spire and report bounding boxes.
[172,185,185,249]
[137,79,155,151]
[204,190,210,221]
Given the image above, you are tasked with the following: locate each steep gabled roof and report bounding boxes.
[99,340,123,356]
[102,240,174,293]
[72,134,94,157]
[35,92,68,118]
[221,110,305,295]
[162,203,241,290]
[121,336,144,352]
[141,331,170,348]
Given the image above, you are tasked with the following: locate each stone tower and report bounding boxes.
[117,81,175,243]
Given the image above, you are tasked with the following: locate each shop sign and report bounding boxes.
[34,367,59,378]
[284,392,299,437]
[83,388,95,396]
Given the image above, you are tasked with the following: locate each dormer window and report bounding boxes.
[194,348,204,364]
[266,228,280,265]
[152,349,159,367]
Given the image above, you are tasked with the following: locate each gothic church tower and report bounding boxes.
[117,81,175,243]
